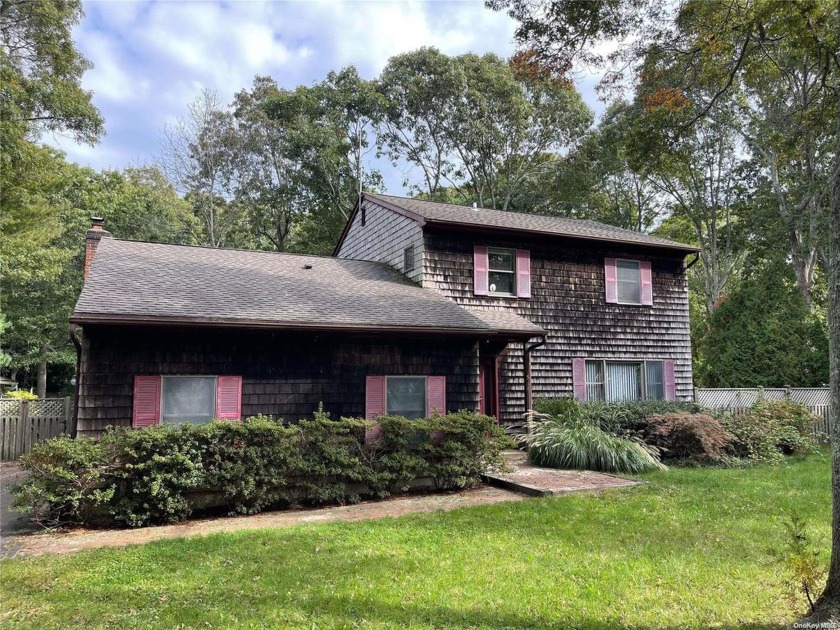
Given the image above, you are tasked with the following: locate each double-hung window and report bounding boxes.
[365,375,446,420]
[488,248,516,296]
[584,360,665,402]
[616,259,642,304]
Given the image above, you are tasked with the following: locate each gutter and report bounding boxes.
[69,313,544,340]
[69,324,82,439]
[524,335,548,413]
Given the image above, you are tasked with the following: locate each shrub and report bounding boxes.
[103,425,205,527]
[721,400,819,463]
[4,390,37,400]
[12,436,115,528]
[525,412,664,473]
[533,398,712,437]
[12,410,509,529]
[645,413,735,461]
[748,400,819,455]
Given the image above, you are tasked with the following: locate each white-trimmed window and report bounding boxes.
[616,259,642,304]
[488,247,516,296]
[403,245,415,272]
[584,360,665,402]
[161,376,217,425]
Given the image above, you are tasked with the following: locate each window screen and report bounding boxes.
[605,362,643,402]
[162,377,216,425]
[585,360,606,402]
[386,377,427,419]
[646,361,665,400]
[616,259,641,304]
[403,246,415,272]
[488,248,515,295]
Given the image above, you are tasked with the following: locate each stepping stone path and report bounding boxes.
[482,450,641,497]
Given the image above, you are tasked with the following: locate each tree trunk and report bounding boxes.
[36,344,47,398]
[804,6,840,618]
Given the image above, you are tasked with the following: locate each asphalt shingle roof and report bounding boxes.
[367,193,699,252]
[73,238,522,334]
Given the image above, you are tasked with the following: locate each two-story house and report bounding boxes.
[70,194,697,437]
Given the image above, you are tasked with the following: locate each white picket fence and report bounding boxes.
[695,387,831,437]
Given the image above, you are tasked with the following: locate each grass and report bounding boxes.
[0,454,831,629]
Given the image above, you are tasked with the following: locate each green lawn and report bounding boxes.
[0,455,831,630]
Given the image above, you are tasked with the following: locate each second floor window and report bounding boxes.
[403,246,415,273]
[616,259,641,304]
[488,248,515,295]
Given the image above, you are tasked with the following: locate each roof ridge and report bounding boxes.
[102,237,395,267]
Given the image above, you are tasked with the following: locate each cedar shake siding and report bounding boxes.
[76,326,479,438]
[335,198,424,282]
[423,229,694,426]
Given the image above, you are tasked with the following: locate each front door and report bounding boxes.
[479,357,498,418]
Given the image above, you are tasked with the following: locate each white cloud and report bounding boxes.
[48,1,597,194]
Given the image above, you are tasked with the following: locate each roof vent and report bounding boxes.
[302,264,313,270]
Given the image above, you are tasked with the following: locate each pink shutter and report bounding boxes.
[426,376,446,416]
[216,376,242,420]
[664,360,676,401]
[365,375,386,419]
[133,376,161,428]
[516,249,531,298]
[473,246,489,296]
[604,258,618,303]
[572,359,586,401]
[640,261,653,305]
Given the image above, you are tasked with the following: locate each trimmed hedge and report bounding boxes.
[12,411,511,529]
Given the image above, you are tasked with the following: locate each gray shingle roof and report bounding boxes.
[367,193,699,252]
[73,238,537,335]
[465,308,545,335]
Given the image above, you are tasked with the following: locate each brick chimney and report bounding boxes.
[84,217,111,281]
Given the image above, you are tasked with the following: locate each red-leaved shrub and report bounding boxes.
[646,413,735,461]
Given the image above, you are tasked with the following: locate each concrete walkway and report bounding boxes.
[482,451,641,497]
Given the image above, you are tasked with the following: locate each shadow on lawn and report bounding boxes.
[273,592,788,630]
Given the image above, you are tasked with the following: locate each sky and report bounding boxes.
[50,0,603,194]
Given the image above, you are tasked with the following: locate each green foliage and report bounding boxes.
[525,411,665,473]
[4,390,37,399]
[777,512,827,615]
[11,436,114,528]
[12,412,508,529]
[698,262,829,388]
[720,400,820,463]
[646,413,735,461]
[102,426,205,527]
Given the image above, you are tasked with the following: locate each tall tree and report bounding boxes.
[158,89,241,248]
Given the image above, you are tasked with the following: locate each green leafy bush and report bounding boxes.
[13,411,509,529]
[103,425,205,527]
[11,436,115,528]
[721,400,819,463]
[4,390,37,399]
[525,412,664,473]
[645,413,735,461]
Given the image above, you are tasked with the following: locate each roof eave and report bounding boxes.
[423,219,701,254]
[69,312,499,337]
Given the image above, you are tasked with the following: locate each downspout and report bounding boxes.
[524,335,547,414]
[684,252,700,271]
[69,324,82,439]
